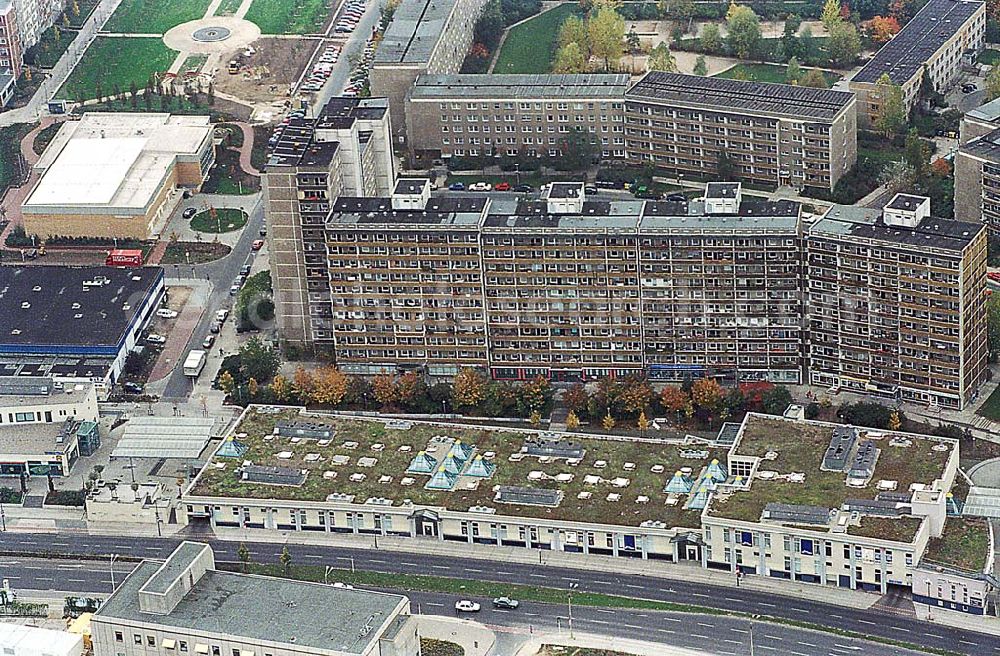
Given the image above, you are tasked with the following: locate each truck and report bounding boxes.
[183,350,207,377]
[106,249,143,267]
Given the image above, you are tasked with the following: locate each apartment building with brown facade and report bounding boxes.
[623,72,857,192]
[403,73,629,164]
[806,195,988,409]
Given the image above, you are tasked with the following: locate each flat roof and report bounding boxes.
[328,196,488,226]
[708,414,956,536]
[0,376,94,406]
[373,0,458,65]
[2,421,79,457]
[26,113,211,212]
[394,178,428,194]
[626,71,855,121]
[886,193,928,210]
[408,74,629,100]
[189,407,727,530]
[0,356,114,381]
[97,561,406,655]
[853,0,984,85]
[0,266,163,352]
[960,126,1000,163]
[268,98,385,167]
[812,204,983,251]
[966,97,1000,124]
[142,542,207,594]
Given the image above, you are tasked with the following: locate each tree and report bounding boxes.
[563,383,590,416]
[626,29,640,54]
[989,293,1000,361]
[888,410,902,431]
[647,42,677,72]
[617,377,653,415]
[239,337,280,384]
[474,0,504,50]
[637,410,650,434]
[556,126,598,170]
[588,5,625,70]
[866,15,900,45]
[785,56,801,84]
[372,374,399,407]
[237,543,251,572]
[726,5,761,60]
[218,370,235,397]
[270,374,291,402]
[693,54,708,76]
[279,546,292,574]
[559,15,589,52]
[529,409,542,426]
[761,385,793,415]
[798,25,815,57]
[879,159,915,193]
[293,367,315,403]
[717,151,736,181]
[659,386,689,418]
[904,127,930,179]
[602,412,616,432]
[700,23,722,51]
[566,411,581,430]
[396,371,428,410]
[874,73,906,136]
[987,64,1000,102]
[553,42,588,73]
[247,377,259,399]
[518,376,552,414]
[312,366,348,406]
[453,368,487,409]
[798,68,828,88]
[821,0,842,31]
[691,377,724,413]
[827,22,860,67]
[672,0,695,26]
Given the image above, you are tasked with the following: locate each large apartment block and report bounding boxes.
[404,73,629,164]
[954,128,1000,228]
[806,195,988,409]
[370,0,486,145]
[623,72,857,192]
[849,0,985,129]
[0,1,21,107]
[264,97,396,347]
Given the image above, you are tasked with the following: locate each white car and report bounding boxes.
[469,182,492,192]
[156,309,178,319]
[454,600,480,613]
[146,334,167,344]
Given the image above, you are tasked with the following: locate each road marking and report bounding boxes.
[430,565,450,570]
[401,562,420,567]
[36,577,53,582]
[497,571,514,576]
[724,597,741,602]
[763,635,783,641]
[303,554,322,560]
[528,574,546,578]
[959,640,979,646]
[890,626,910,633]
[829,614,843,619]
[790,607,809,613]
[623,624,643,630]
[596,609,615,615]
[625,584,643,590]
[758,647,777,652]
[697,622,714,628]
[68,579,86,583]
[657,629,675,635]
[691,592,709,598]
[797,641,816,648]
[729,628,749,634]
[691,634,711,640]
[788,651,808,656]
[425,602,443,608]
[924,633,945,639]
[723,639,742,645]
[833,645,863,652]
[758,602,777,608]
[467,568,482,573]
[661,617,681,623]
[857,620,876,626]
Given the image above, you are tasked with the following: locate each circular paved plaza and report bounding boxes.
[163,17,261,54]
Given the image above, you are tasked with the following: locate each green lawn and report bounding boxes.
[179,54,208,76]
[104,0,212,33]
[493,4,580,74]
[57,37,177,102]
[244,0,333,34]
[977,383,1000,421]
[161,242,231,264]
[201,148,260,195]
[30,24,75,68]
[190,208,249,233]
[0,124,32,198]
[979,49,1000,66]
[715,63,840,87]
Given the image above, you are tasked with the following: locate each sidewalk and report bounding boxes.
[417,616,494,656]
[514,631,711,656]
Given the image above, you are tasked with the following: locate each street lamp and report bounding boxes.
[324,565,334,584]
[110,553,119,591]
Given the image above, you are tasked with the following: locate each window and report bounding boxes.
[134,636,142,646]
[115,633,123,643]
[147,637,156,647]
[180,643,188,652]
[212,647,221,656]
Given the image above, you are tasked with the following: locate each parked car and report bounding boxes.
[209,321,222,334]
[259,228,267,237]
[492,597,519,609]
[962,83,978,93]
[448,182,465,191]
[122,381,144,395]
[181,206,196,219]
[494,182,511,191]
[252,239,265,251]
[156,308,178,319]
[146,334,167,344]
[513,184,532,193]
[469,182,492,192]
[229,283,241,296]
[454,600,480,613]
[240,264,252,276]
[202,335,216,348]
[664,193,686,202]
[216,309,230,322]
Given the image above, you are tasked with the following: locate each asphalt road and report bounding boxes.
[160,196,264,401]
[0,555,925,656]
[0,532,992,655]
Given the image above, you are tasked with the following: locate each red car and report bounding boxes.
[252,239,265,251]
[495,182,511,191]
[988,271,1000,283]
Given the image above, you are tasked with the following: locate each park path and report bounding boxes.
[234,122,261,175]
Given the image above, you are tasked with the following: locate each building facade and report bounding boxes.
[0,1,21,107]
[850,0,985,128]
[92,542,419,656]
[955,127,1000,228]
[265,97,396,349]
[371,0,486,145]
[805,196,988,409]
[624,72,857,192]
[0,376,98,426]
[404,73,629,164]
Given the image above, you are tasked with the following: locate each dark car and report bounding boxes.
[492,597,520,609]
[448,182,465,191]
[512,184,532,193]
[182,207,197,219]
[210,321,222,334]
[962,83,978,93]
[241,264,252,276]
[584,185,598,194]
[122,381,144,395]
[664,193,686,202]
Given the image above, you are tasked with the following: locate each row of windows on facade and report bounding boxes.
[114,632,275,656]
[437,101,625,111]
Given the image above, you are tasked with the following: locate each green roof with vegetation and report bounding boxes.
[708,415,953,542]
[189,408,723,529]
[923,517,991,573]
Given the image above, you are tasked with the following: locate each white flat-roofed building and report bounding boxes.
[0,624,84,656]
[22,113,215,240]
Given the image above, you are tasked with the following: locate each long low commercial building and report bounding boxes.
[404,73,629,163]
[22,113,215,240]
[849,0,985,128]
[624,72,857,192]
[180,407,990,602]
